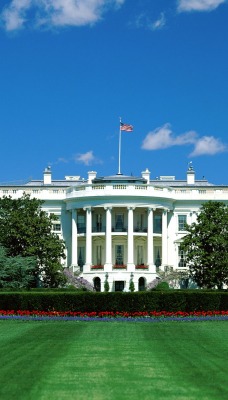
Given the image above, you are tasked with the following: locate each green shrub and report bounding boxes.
[0,290,227,313]
[154,282,170,291]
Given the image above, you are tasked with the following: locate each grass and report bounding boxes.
[0,320,227,400]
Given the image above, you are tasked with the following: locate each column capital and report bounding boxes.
[127,206,135,211]
[83,206,92,212]
[104,206,112,211]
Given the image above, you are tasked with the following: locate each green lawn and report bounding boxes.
[0,320,227,400]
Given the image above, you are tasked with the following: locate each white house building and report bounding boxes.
[1,164,227,291]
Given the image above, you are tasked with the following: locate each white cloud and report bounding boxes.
[135,12,166,31]
[141,123,227,156]
[74,150,102,166]
[151,12,166,31]
[177,0,226,12]
[141,124,197,150]
[0,0,125,31]
[189,136,227,156]
[1,0,31,31]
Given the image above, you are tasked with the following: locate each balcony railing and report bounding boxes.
[112,227,127,232]
[134,227,147,233]
[92,225,106,233]
[77,226,86,233]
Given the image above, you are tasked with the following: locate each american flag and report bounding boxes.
[120,122,133,132]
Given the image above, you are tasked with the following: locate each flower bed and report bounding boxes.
[0,309,228,322]
[91,265,104,270]
[113,265,127,269]
[135,265,149,270]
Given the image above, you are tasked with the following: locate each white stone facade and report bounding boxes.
[1,165,227,291]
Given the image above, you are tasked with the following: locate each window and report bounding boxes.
[115,245,124,265]
[77,214,86,233]
[78,247,85,271]
[94,277,101,292]
[138,277,145,291]
[154,247,162,269]
[115,214,124,231]
[137,245,144,265]
[115,281,125,292]
[96,245,102,265]
[136,213,144,231]
[178,247,186,268]
[52,222,61,232]
[178,215,187,231]
[154,215,162,233]
[96,213,102,232]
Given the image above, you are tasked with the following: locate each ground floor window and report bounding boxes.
[178,246,187,268]
[94,277,101,292]
[115,281,125,292]
[138,277,145,291]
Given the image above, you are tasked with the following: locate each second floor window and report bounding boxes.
[178,215,187,231]
[115,214,124,231]
[77,214,86,233]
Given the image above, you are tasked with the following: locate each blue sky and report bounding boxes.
[0,0,227,184]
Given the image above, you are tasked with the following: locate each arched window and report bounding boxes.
[94,277,101,292]
[138,277,145,291]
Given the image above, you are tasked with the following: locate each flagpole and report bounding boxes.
[118,117,122,175]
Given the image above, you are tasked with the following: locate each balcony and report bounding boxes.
[134,226,147,233]
[92,225,106,233]
[112,227,127,232]
[77,226,86,234]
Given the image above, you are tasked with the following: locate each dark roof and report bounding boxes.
[93,174,147,184]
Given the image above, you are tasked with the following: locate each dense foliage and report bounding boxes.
[182,201,228,289]
[0,290,227,313]
[0,194,66,287]
[0,246,37,289]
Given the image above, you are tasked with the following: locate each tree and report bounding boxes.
[181,201,228,289]
[0,194,66,287]
[0,246,37,289]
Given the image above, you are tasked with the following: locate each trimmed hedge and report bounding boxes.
[0,290,227,312]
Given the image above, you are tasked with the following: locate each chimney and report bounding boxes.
[141,168,150,184]
[43,166,52,185]
[187,162,195,185]
[88,171,97,184]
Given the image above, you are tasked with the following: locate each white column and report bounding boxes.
[105,207,112,271]
[162,209,168,270]
[71,209,78,269]
[147,208,155,272]
[127,207,134,271]
[84,207,92,271]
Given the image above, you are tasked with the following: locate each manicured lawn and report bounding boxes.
[0,320,227,400]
